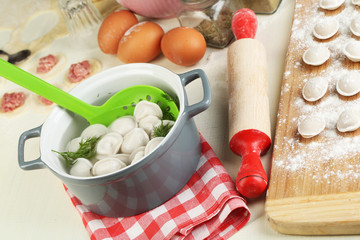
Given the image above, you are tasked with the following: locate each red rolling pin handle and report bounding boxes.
[229,129,271,199]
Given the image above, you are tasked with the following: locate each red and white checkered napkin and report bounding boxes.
[65,136,250,240]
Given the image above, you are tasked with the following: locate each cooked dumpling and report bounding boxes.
[121,128,149,154]
[113,153,131,165]
[69,158,92,177]
[133,100,163,122]
[145,137,164,155]
[92,157,127,176]
[109,116,137,135]
[96,132,123,156]
[139,115,161,135]
[66,137,83,152]
[129,146,145,164]
[81,124,108,139]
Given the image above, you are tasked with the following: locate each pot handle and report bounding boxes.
[18,125,46,170]
[179,69,211,118]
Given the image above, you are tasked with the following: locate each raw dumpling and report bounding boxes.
[121,128,149,154]
[129,146,145,164]
[302,46,330,66]
[133,100,163,122]
[336,71,360,96]
[92,157,127,176]
[96,132,123,156]
[337,109,360,132]
[302,77,328,102]
[81,124,108,139]
[298,115,326,138]
[350,16,360,37]
[313,18,339,40]
[319,0,345,10]
[109,116,137,135]
[138,115,161,135]
[69,158,92,177]
[343,41,360,62]
[145,137,164,155]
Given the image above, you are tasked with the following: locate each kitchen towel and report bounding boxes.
[65,135,250,240]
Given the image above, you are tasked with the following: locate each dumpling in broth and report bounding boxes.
[121,128,149,154]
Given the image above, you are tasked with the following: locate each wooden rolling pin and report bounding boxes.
[227,38,271,198]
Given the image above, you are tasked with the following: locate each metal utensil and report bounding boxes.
[0,49,31,64]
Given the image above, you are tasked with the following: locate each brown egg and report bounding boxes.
[117,21,164,63]
[161,27,206,66]
[98,10,138,54]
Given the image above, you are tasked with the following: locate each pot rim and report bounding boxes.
[40,63,187,182]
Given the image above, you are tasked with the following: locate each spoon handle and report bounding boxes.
[0,59,97,121]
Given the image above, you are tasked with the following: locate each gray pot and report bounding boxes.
[18,63,211,217]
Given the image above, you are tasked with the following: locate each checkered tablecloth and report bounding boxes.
[65,135,250,240]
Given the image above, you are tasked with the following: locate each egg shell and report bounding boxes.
[97,10,138,54]
[117,21,164,63]
[161,27,206,66]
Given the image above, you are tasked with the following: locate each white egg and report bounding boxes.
[69,158,93,177]
[121,128,149,154]
[133,100,163,122]
[66,137,83,152]
[350,16,360,37]
[96,132,123,156]
[302,77,328,102]
[80,124,108,139]
[336,71,360,96]
[302,46,330,66]
[337,109,360,132]
[139,115,161,135]
[92,157,127,176]
[313,18,339,40]
[352,0,360,6]
[298,115,326,138]
[319,0,345,10]
[343,41,360,62]
[113,153,131,165]
[129,146,145,164]
[109,116,137,135]
[145,137,164,156]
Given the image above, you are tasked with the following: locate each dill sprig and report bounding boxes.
[52,136,100,169]
[152,122,173,138]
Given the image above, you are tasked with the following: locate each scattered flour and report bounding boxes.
[275,0,360,181]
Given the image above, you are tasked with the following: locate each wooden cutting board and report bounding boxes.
[265,0,360,235]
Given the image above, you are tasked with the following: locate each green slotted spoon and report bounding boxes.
[0,59,179,126]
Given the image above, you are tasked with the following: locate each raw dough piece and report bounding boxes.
[350,16,360,37]
[64,58,102,86]
[337,109,360,133]
[298,115,326,138]
[20,10,59,44]
[343,41,360,62]
[30,53,66,80]
[302,46,330,66]
[336,71,360,96]
[313,18,339,40]
[302,77,328,102]
[0,28,12,49]
[319,0,345,10]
